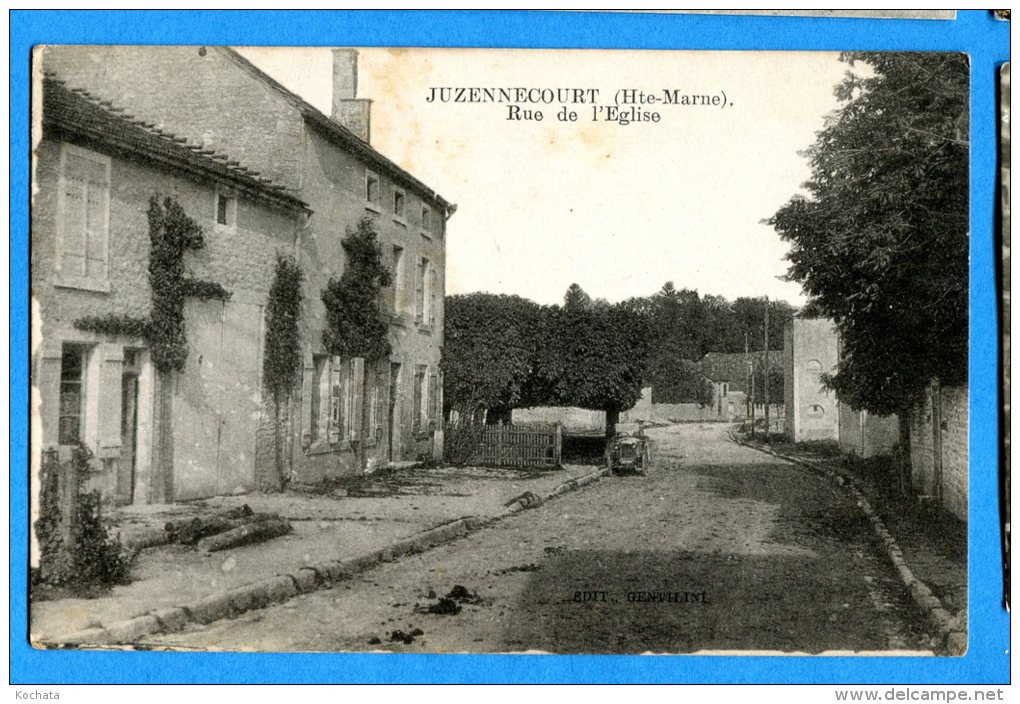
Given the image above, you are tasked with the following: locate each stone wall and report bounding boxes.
[838,405,900,458]
[908,381,968,522]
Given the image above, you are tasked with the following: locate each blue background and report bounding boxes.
[9,9,1010,684]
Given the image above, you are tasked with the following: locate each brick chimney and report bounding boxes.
[332,48,371,143]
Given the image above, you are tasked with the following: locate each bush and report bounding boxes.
[33,445,133,598]
[442,421,487,467]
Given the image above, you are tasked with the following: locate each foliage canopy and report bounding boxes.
[768,52,969,413]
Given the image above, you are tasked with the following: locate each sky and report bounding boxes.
[236,48,849,307]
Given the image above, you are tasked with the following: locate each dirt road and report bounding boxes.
[144,423,930,654]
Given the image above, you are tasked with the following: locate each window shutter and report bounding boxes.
[300,359,314,447]
[429,266,438,328]
[413,366,424,433]
[61,168,88,278]
[37,347,64,447]
[415,258,425,323]
[350,357,365,439]
[85,179,109,280]
[328,356,342,444]
[62,149,110,280]
[96,344,124,459]
[428,373,438,427]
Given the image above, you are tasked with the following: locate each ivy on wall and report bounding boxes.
[74,195,230,374]
[321,216,392,361]
[261,254,304,491]
[263,254,304,403]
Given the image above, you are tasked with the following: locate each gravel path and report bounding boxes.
[144,423,931,654]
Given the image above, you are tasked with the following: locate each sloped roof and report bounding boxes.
[216,47,454,216]
[42,75,311,215]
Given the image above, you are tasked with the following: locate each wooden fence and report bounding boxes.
[446,422,563,469]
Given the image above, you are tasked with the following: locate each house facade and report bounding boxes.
[32,77,309,503]
[35,46,453,501]
[783,317,899,455]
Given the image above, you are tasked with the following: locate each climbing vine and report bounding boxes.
[321,216,392,360]
[263,254,304,402]
[73,195,230,374]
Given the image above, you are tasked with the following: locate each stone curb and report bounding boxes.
[52,465,610,648]
[728,430,966,656]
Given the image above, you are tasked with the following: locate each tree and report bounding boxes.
[767,53,968,415]
[563,283,593,311]
[650,359,714,406]
[542,292,650,438]
[321,217,392,360]
[442,293,543,424]
[730,297,794,353]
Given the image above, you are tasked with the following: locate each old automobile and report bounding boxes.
[606,422,651,475]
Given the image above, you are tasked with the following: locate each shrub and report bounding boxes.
[33,445,133,597]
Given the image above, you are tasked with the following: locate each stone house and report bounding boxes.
[36,45,454,500]
[700,350,784,420]
[32,77,310,503]
[783,317,898,452]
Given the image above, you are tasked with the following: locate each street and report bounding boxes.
[144,424,930,654]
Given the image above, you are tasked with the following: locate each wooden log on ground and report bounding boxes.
[165,508,279,545]
[195,518,293,553]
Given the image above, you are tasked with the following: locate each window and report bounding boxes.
[215,192,235,227]
[366,171,380,207]
[392,245,405,313]
[416,257,431,325]
[421,205,432,234]
[806,359,823,375]
[58,144,110,287]
[393,189,406,220]
[59,344,87,445]
[413,364,427,433]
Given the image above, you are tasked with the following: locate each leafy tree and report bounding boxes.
[767,52,968,414]
[563,283,593,311]
[650,359,714,406]
[442,293,543,424]
[729,297,794,353]
[542,293,650,438]
[322,217,393,360]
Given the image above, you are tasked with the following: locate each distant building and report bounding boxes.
[783,318,899,455]
[783,318,839,442]
[700,350,783,422]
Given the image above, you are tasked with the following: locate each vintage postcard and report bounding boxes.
[29,45,969,656]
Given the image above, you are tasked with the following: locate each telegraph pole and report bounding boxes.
[763,296,770,443]
[744,332,751,422]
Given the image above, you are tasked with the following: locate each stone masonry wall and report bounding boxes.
[909,381,968,522]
